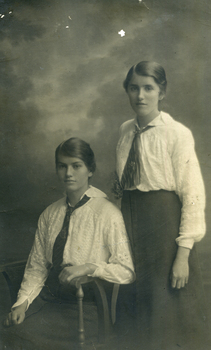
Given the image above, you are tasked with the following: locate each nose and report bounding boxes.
[138,88,144,100]
[66,166,73,177]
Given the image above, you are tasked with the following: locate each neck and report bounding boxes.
[137,110,160,128]
[67,187,89,207]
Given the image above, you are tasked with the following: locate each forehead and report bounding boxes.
[57,154,85,165]
[129,73,159,88]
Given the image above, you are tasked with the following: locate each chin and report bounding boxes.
[65,184,76,190]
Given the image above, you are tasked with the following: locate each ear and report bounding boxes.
[159,91,165,101]
[88,172,93,178]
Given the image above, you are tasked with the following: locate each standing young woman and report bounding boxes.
[115,61,209,349]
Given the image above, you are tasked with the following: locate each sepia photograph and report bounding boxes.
[0,0,211,349]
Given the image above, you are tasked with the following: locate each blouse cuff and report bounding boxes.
[12,296,30,311]
[175,237,195,250]
[88,262,107,278]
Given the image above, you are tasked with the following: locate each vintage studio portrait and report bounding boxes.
[0,1,210,349]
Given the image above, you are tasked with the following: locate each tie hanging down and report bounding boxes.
[120,124,152,190]
[52,195,90,274]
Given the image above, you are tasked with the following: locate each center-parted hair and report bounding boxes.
[123,61,167,94]
[55,137,96,173]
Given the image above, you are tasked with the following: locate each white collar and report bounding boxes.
[66,186,107,207]
[81,185,107,199]
[134,111,173,129]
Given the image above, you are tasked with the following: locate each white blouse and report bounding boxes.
[13,186,135,309]
[116,111,206,249]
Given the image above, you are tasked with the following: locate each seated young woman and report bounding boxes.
[4,137,135,326]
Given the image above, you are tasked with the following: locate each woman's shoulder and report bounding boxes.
[119,118,135,133]
[85,186,107,199]
[40,197,66,220]
[88,193,122,218]
[90,196,119,209]
[160,111,193,139]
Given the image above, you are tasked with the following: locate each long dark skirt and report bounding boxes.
[117,190,210,350]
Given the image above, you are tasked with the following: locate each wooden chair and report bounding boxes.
[70,276,119,347]
[0,260,120,348]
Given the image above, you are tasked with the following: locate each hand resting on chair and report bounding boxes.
[59,263,97,284]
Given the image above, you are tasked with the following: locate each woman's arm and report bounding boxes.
[171,127,206,249]
[59,263,97,284]
[171,127,205,288]
[90,207,135,284]
[11,212,51,312]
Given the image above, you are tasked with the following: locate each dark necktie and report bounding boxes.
[121,124,152,189]
[52,195,90,274]
[120,124,142,190]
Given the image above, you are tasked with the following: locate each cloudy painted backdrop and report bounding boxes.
[0,0,211,279]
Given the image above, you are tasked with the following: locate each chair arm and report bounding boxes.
[0,260,27,272]
[0,260,27,305]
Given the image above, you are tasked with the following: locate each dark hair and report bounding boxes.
[55,137,96,173]
[123,61,167,94]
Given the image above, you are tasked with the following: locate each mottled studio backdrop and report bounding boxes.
[0,0,210,281]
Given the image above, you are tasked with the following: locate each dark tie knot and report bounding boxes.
[134,125,142,136]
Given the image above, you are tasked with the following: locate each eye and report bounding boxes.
[144,85,153,91]
[73,164,82,169]
[129,86,138,92]
[57,164,66,169]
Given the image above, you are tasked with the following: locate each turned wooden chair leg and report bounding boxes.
[93,279,111,343]
[76,284,85,347]
[111,283,120,325]
[72,277,120,346]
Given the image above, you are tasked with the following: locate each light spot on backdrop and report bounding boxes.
[118,29,125,37]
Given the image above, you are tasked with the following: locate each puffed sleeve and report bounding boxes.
[91,205,135,284]
[12,211,51,310]
[171,127,206,249]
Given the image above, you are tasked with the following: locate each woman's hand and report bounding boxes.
[59,264,97,284]
[4,300,28,327]
[171,246,190,289]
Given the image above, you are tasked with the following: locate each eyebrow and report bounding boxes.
[71,161,83,165]
[129,83,154,88]
[57,161,83,166]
